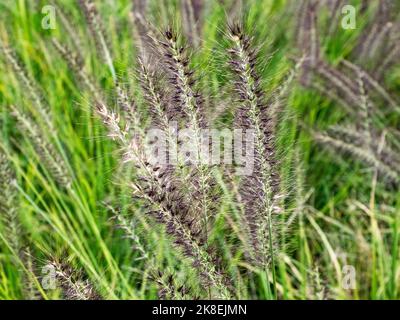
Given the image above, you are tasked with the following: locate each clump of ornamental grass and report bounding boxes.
[98,102,228,298]
[51,4,232,297]
[50,1,306,295]
[1,0,303,299]
[95,98,231,299]
[1,0,399,301]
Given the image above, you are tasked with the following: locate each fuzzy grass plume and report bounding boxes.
[227,24,282,282]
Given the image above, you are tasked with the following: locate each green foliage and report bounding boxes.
[0,0,399,300]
